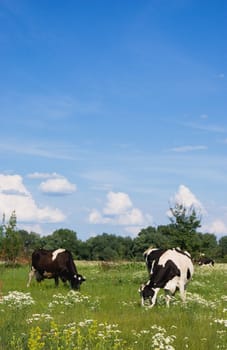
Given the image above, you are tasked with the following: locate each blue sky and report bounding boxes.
[0,0,226,240]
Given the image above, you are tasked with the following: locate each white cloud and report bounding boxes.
[124,226,142,236]
[170,145,207,153]
[27,172,61,179]
[117,208,146,225]
[183,122,226,133]
[18,223,44,235]
[88,209,110,224]
[0,174,65,224]
[39,178,77,195]
[169,184,205,214]
[88,191,153,234]
[206,219,227,236]
[0,174,29,196]
[103,191,132,215]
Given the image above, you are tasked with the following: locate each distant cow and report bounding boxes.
[139,248,194,307]
[27,248,86,290]
[198,257,214,266]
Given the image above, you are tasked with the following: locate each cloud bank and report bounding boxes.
[0,174,65,224]
[89,191,152,235]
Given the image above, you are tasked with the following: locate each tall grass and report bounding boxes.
[0,262,226,349]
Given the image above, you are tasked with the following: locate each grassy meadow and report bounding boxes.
[0,261,226,349]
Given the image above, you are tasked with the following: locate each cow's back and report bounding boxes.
[158,249,194,282]
[144,248,167,274]
[32,249,57,272]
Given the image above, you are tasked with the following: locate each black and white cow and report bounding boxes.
[27,248,86,290]
[198,257,214,266]
[139,247,194,307]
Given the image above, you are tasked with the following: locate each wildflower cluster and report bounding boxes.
[213,317,227,350]
[28,326,45,350]
[0,291,35,308]
[132,324,176,350]
[27,313,53,324]
[121,300,138,308]
[24,319,125,350]
[185,292,218,309]
[48,290,99,310]
[214,319,227,327]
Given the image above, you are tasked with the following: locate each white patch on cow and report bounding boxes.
[174,248,191,259]
[139,284,146,307]
[158,250,193,305]
[150,260,156,274]
[164,276,179,294]
[159,249,194,277]
[139,284,145,291]
[184,251,191,258]
[52,248,66,261]
[143,247,159,274]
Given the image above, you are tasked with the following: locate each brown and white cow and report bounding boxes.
[27,248,86,289]
[139,248,194,308]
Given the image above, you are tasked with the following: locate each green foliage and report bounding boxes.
[0,208,226,263]
[218,236,227,258]
[42,228,79,256]
[168,204,202,251]
[132,226,169,259]
[86,233,134,261]
[0,211,22,264]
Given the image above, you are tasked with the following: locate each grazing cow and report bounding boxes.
[27,248,86,290]
[198,257,214,266]
[139,248,194,308]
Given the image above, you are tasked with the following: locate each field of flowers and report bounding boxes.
[0,261,226,349]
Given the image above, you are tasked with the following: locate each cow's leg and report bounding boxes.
[179,282,186,303]
[54,276,59,287]
[27,267,35,287]
[148,288,160,308]
[164,290,172,308]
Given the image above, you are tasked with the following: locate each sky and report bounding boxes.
[0,0,227,241]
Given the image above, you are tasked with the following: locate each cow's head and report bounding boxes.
[71,274,86,290]
[138,284,156,307]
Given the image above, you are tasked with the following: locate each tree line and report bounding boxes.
[0,206,227,264]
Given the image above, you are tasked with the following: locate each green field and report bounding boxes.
[0,261,226,349]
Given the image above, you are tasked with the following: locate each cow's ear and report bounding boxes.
[138,284,145,292]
